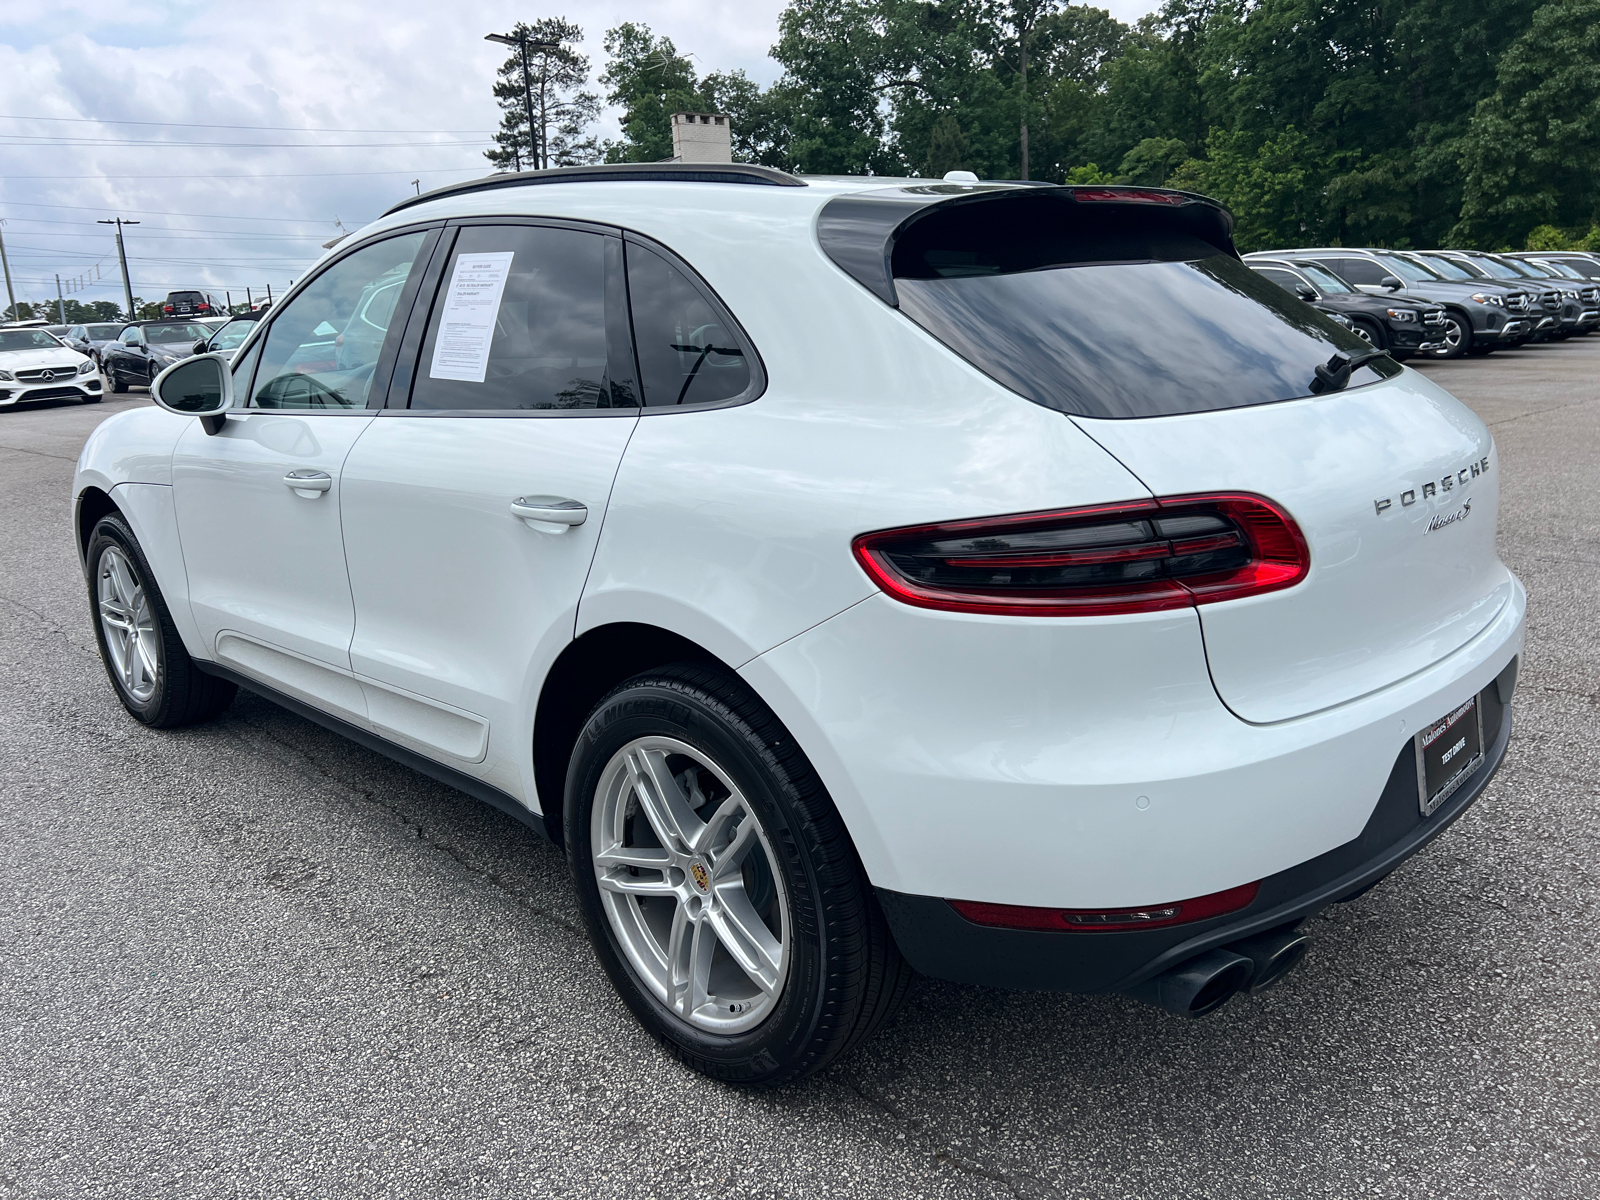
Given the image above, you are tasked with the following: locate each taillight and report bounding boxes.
[949,882,1259,933]
[163,304,174,313]
[852,493,1308,617]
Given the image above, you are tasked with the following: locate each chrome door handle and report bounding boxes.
[284,470,333,497]
[510,496,587,530]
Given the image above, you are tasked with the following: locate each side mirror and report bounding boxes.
[192,339,209,355]
[1380,275,1403,291]
[151,352,233,435]
[1295,284,1318,301]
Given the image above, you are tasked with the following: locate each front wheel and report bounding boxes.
[566,664,912,1085]
[86,514,236,727]
[1434,313,1471,359]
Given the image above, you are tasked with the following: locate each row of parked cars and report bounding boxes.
[0,310,261,409]
[1245,248,1600,359]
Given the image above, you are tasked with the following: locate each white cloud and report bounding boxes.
[0,0,1160,313]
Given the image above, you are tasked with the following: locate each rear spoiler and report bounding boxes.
[817,184,1237,306]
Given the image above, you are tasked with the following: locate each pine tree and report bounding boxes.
[485,19,601,172]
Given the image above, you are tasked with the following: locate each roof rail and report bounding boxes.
[383,162,807,216]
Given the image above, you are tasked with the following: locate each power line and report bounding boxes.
[0,113,498,134]
[3,166,488,180]
[1,134,488,148]
[0,199,373,224]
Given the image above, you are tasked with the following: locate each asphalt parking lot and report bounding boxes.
[2,342,1597,1200]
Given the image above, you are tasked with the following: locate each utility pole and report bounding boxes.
[411,178,421,195]
[55,274,66,324]
[97,218,139,319]
[0,219,15,321]
[486,30,561,171]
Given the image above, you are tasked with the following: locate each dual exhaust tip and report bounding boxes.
[1125,927,1310,1019]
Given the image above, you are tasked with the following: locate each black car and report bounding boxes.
[62,322,129,366]
[100,320,213,392]
[162,289,223,319]
[1247,258,1446,359]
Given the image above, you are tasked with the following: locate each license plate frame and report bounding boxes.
[1415,693,1485,817]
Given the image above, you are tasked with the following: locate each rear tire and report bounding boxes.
[86,514,236,728]
[566,663,912,1085]
[110,368,128,394]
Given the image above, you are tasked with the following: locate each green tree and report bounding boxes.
[600,23,704,162]
[1117,136,1188,185]
[484,19,601,171]
[1455,0,1600,247]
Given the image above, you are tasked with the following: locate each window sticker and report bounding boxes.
[428,251,515,383]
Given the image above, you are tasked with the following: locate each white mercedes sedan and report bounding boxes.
[1,326,102,407]
[72,166,1522,1084]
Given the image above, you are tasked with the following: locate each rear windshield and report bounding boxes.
[168,292,204,302]
[892,198,1384,419]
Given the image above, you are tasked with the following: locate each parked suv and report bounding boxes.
[73,168,1522,1084]
[1420,252,1570,339]
[1280,248,1530,357]
[1247,257,1446,358]
[162,290,222,318]
[1501,256,1598,334]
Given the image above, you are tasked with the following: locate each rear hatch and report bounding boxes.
[1075,376,1510,722]
[847,185,1512,723]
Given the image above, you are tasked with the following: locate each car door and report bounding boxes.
[108,325,142,384]
[170,228,436,723]
[339,221,639,780]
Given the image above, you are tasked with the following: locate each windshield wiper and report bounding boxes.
[1310,349,1390,394]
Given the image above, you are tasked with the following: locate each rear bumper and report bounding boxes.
[880,665,1515,993]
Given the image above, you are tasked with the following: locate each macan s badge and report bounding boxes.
[1374,455,1490,517]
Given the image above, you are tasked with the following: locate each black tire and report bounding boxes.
[1434,312,1471,359]
[1350,317,1386,350]
[85,514,236,727]
[109,366,128,393]
[565,663,913,1085]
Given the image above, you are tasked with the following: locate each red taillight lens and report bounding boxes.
[852,493,1308,617]
[949,882,1259,933]
[1070,187,1188,206]
[163,304,174,313]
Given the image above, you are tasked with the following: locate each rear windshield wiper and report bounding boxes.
[1310,349,1391,394]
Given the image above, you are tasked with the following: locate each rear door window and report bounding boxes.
[891,197,1380,420]
[409,224,630,411]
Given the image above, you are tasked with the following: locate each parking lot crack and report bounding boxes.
[224,712,583,937]
[833,1071,1065,1199]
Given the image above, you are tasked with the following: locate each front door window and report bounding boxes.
[250,232,428,410]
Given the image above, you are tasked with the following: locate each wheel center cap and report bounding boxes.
[689,860,711,894]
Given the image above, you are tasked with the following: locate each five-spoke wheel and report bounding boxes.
[96,544,160,703]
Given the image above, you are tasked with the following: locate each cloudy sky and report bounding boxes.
[0,0,1160,316]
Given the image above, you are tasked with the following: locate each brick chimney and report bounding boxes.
[671,112,733,164]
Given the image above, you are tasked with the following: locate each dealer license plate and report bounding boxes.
[1415,694,1484,817]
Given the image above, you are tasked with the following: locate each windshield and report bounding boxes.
[86,324,123,339]
[1464,256,1521,280]
[146,323,210,345]
[1536,260,1583,279]
[1412,255,1473,281]
[0,330,65,352]
[211,321,255,350]
[1380,255,1442,283]
[1293,262,1353,293]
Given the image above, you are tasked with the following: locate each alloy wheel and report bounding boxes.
[96,545,160,702]
[591,736,790,1034]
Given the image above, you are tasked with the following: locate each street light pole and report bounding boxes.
[0,220,16,321]
[97,218,139,319]
[55,274,66,324]
[486,31,562,171]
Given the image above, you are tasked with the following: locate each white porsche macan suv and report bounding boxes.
[73,167,1523,1084]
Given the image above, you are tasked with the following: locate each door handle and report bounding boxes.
[510,496,587,532]
[284,470,333,498]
